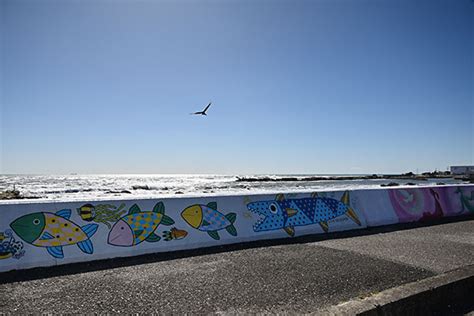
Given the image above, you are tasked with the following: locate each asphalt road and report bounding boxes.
[1,219,473,314]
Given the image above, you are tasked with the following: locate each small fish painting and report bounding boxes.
[10,209,98,259]
[77,203,126,229]
[162,227,188,241]
[107,202,175,247]
[181,202,237,240]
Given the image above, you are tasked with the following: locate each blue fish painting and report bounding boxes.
[181,202,237,240]
[247,191,361,236]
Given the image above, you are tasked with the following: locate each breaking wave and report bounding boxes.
[0,174,465,202]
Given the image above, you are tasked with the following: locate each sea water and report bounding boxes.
[0,174,466,202]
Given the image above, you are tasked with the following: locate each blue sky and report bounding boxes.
[1,0,472,174]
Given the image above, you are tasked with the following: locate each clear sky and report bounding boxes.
[1,0,473,175]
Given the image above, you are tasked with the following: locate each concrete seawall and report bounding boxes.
[1,185,473,273]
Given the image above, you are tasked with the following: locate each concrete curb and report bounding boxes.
[319,264,474,315]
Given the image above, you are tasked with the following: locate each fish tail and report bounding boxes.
[77,239,94,254]
[345,207,361,226]
[81,223,99,238]
[224,212,237,236]
[340,191,350,205]
[319,221,329,233]
[225,212,236,224]
[161,215,175,226]
[225,223,237,236]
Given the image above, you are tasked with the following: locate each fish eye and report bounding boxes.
[269,203,278,214]
[33,219,40,225]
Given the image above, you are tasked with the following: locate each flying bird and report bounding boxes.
[191,102,212,116]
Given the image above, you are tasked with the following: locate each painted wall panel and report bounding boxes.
[0,185,472,273]
[357,189,400,227]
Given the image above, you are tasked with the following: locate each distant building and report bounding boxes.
[450,166,474,176]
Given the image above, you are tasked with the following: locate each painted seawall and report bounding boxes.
[1,185,473,273]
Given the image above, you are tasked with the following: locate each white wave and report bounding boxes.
[0,174,466,202]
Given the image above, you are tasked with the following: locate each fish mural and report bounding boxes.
[77,203,127,229]
[0,229,25,260]
[10,209,98,259]
[162,227,188,241]
[247,191,361,236]
[107,202,175,247]
[181,202,237,240]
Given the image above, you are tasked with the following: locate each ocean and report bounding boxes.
[0,174,466,202]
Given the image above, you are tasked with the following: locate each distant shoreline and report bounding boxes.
[236,173,454,183]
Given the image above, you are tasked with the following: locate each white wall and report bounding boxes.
[1,185,473,272]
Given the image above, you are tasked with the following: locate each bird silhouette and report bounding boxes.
[191,102,212,116]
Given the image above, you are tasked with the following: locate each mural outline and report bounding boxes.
[181,202,237,240]
[246,191,361,236]
[10,209,98,259]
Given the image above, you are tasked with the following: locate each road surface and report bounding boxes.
[1,219,473,313]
